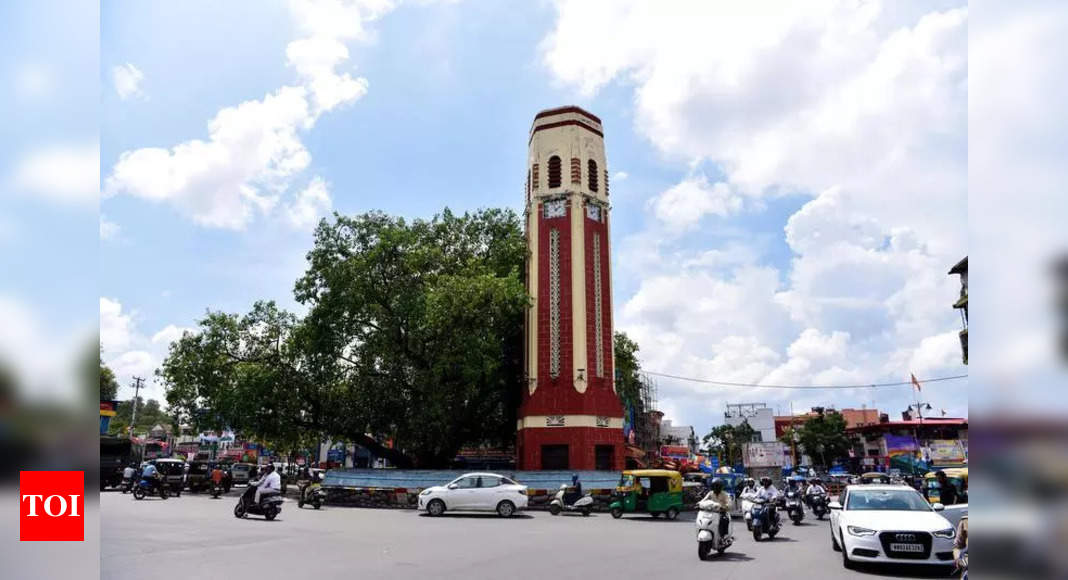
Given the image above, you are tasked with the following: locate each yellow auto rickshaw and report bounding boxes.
[859,472,891,484]
[924,467,968,504]
[609,469,685,520]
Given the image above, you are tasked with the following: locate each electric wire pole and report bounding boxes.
[129,376,145,438]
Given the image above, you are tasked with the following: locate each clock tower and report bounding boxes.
[517,106,623,471]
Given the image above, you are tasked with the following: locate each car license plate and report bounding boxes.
[890,543,924,553]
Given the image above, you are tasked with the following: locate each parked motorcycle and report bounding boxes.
[750,498,781,541]
[809,492,828,520]
[234,485,283,520]
[784,490,805,525]
[696,499,734,559]
[549,484,594,516]
[132,477,169,500]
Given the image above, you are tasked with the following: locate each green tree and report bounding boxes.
[99,345,119,401]
[796,408,850,468]
[614,332,641,406]
[702,422,757,466]
[295,209,528,467]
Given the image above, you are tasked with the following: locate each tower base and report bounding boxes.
[516,426,623,471]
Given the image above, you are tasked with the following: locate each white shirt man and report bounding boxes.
[755,483,780,502]
[254,468,281,504]
[805,483,827,497]
[123,466,136,480]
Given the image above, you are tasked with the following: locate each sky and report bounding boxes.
[89,0,974,436]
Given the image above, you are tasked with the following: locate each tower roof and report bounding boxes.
[533,105,602,124]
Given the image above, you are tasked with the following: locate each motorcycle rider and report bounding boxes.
[253,464,281,505]
[755,476,781,526]
[122,463,136,490]
[739,478,758,499]
[210,464,225,493]
[700,478,731,537]
[564,473,583,505]
[804,477,827,507]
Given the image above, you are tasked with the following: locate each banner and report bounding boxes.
[660,445,690,459]
[744,442,785,467]
[926,439,966,463]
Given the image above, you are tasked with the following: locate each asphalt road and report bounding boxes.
[102,489,956,580]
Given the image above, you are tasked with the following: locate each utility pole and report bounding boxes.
[129,376,145,438]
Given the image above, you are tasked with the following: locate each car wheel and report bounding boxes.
[549,503,561,516]
[841,530,854,569]
[698,540,712,560]
[496,500,516,518]
[831,527,842,552]
[427,499,445,517]
[666,507,679,520]
[610,507,623,519]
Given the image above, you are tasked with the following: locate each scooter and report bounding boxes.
[784,490,805,525]
[210,480,224,499]
[696,500,734,560]
[549,484,594,516]
[750,498,781,541]
[809,492,828,520]
[741,494,756,531]
[297,480,326,510]
[121,475,134,494]
[234,484,284,520]
[132,477,169,500]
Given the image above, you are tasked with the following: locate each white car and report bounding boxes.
[418,472,529,517]
[830,484,957,570]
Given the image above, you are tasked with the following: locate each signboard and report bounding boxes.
[744,442,785,468]
[660,445,690,459]
[926,439,966,463]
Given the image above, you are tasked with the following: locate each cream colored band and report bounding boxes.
[517,415,624,430]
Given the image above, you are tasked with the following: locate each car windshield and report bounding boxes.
[847,489,931,511]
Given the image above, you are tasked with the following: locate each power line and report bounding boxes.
[641,371,968,390]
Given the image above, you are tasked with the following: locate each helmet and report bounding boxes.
[710,478,724,494]
[745,478,755,487]
[760,476,772,487]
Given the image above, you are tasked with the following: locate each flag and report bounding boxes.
[910,373,922,392]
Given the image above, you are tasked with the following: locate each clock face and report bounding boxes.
[544,200,566,219]
[585,204,602,221]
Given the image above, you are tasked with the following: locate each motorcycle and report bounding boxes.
[696,499,734,560]
[132,477,169,500]
[549,484,594,516]
[121,475,135,494]
[784,490,805,525]
[210,480,224,499]
[750,498,781,541]
[809,492,828,520]
[297,480,326,510]
[234,484,284,521]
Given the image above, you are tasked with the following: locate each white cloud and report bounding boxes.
[0,296,87,402]
[11,142,100,206]
[647,175,742,230]
[105,0,394,229]
[100,297,134,353]
[15,63,54,99]
[151,324,194,346]
[112,63,145,100]
[100,214,120,240]
[612,171,628,182]
[545,1,968,429]
[285,176,333,230]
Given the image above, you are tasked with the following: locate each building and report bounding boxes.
[659,419,698,454]
[724,402,776,442]
[949,256,968,364]
[846,418,968,474]
[516,106,624,471]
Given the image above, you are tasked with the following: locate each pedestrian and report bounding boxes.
[935,471,959,505]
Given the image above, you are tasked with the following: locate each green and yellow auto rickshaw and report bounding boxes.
[924,467,968,504]
[609,469,685,520]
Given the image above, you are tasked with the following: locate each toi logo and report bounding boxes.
[20,471,84,541]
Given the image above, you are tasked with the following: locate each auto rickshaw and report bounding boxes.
[859,472,891,484]
[924,467,968,504]
[609,469,685,520]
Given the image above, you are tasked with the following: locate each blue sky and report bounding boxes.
[95,0,971,435]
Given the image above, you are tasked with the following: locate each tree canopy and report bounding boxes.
[796,408,851,468]
[158,208,529,467]
[702,422,757,466]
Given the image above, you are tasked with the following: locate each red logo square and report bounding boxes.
[19,471,84,541]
